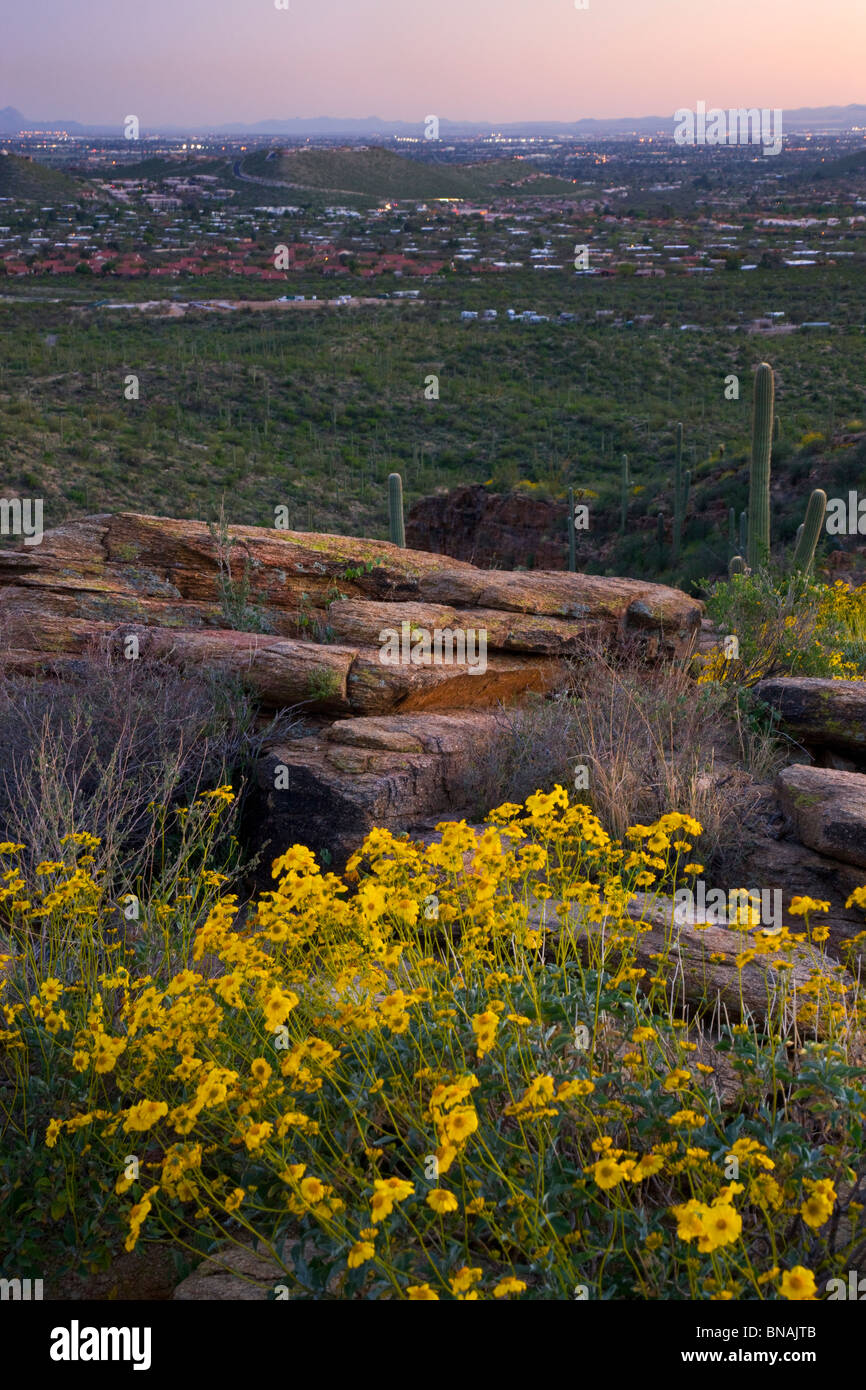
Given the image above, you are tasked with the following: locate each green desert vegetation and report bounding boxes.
[1,267,865,586]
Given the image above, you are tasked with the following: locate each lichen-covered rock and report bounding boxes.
[754,678,866,759]
[776,764,866,869]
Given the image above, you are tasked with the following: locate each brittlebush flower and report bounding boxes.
[407,1284,439,1300]
[300,1177,326,1204]
[427,1189,459,1214]
[780,1266,817,1301]
[370,1191,393,1220]
[449,1266,482,1295]
[347,1240,375,1269]
[788,896,830,916]
[591,1157,628,1190]
[123,1099,169,1133]
[471,1010,499,1059]
[698,1204,742,1252]
[243,1121,273,1151]
[494,1277,527,1298]
[442,1108,478,1145]
[631,1153,664,1181]
[672,1199,705,1241]
[800,1191,833,1229]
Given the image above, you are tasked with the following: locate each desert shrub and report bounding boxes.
[0,651,298,1277]
[702,572,866,685]
[5,787,866,1298]
[454,644,781,874]
[0,644,297,897]
[0,788,244,1278]
[207,507,274,634]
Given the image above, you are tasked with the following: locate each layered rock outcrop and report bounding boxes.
[0,513,702,711]
[0,512,704,868]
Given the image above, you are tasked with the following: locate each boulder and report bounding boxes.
[0,512,478,625]
[249,711,505,873]
[776,764,866,870]
[172,1239,341,1300]
[552,891,853,1036]
[725,819,865,964]
[172,1244,286,1301]
[414,569,700,655]
[754,678,866,758]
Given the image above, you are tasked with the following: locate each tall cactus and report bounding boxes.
[619,454,630,534]
[567,487,577,572]
[728,506,737,560]
[739,509,747,557]
[656,512,665,562]
[388,472,405,547]
[672,422,690,562]
[791,489,827,575]
[746,363,774,569]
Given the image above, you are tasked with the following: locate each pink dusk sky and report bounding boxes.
[2,0,863,127]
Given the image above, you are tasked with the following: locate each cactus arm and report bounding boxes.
[791,489,827,575]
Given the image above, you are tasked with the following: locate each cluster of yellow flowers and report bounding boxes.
[3,784,866,1300]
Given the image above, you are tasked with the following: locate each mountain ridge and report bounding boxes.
[2,103,866,138]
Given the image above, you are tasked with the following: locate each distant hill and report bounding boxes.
[0,105,90,135]
[0,151,82,201]
[188,104,866,137]
[102,155,229,181]
[0,107,28,134]
[3,102,866,139]
[241,147,579,200]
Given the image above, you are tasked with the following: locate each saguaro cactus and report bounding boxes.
[739,509,747,558]
[746,363,774,569]
[672,423,690,562]
[568,487,577,572]
[728,506,737,560]
[656,511,665,561]
[619,455,630,534]
[791,489,827,575]
[388,472,406,548]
